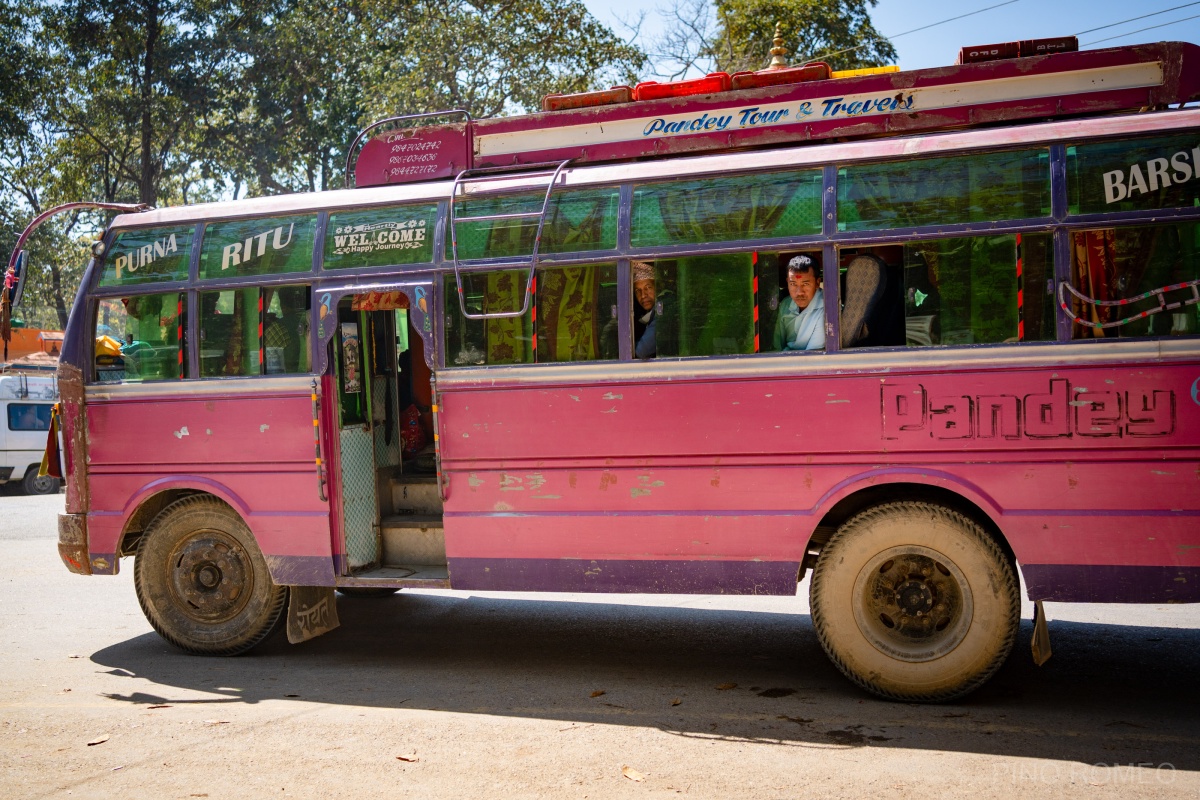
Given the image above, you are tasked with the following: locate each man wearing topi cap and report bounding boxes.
[632,260,658,359]
[773,254,825,352]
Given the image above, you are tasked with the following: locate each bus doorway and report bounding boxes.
[331,290,446,587]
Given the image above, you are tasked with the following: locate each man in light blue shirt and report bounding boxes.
[773,254,825,351]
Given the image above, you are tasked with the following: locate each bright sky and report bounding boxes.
[582,0,1200,73]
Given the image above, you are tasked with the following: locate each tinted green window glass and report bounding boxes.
[199,215,316,279]
[198,284,312,376]
[896,234,1054,347]
[1067,132,1200,215]
[631,170,822,248]
[325,204,437,269]
[453,187,618,260]
[93,293,186,382]
[638,255,757,358]
[1069,221,1200,338]
[99,226,193,287]
[838,150,1051,231]
[442,264,618,366]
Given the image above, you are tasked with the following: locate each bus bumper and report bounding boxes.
[58,513,91,575]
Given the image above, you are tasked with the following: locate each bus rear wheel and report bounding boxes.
[134,496,286,655]
[810,501,1019,703]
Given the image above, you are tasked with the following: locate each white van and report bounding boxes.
[0,373,60,495]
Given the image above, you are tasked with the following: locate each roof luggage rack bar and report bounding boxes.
[448,159,572,321]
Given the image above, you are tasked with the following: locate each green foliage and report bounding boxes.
[709,0,895,73]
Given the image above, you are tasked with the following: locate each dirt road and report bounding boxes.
[2,490,1197,798]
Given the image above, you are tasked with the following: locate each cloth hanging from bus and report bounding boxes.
[1071,230,1116,335]
[538,267,598,362]
[39,403,62,480]
[352,291,410,312]
[485,271,532,364]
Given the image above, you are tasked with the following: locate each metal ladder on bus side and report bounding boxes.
[448,159,572,320]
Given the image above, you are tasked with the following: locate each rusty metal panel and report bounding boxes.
[57,513,90,575]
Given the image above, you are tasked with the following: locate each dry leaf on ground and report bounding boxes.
[589,690,606,698]
[202,720,230,725]
[396,755,419,763]
[715,683,737,690]
[671,698,681,706]
[621,766,645,782]
[86,735,109,746]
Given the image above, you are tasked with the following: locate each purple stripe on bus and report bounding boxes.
[1022,564,1200,604]
[447,558,800,595]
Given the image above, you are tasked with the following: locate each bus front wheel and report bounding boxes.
[810,502,1019,703]
[134,496,286,655]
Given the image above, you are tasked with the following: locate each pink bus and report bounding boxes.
[50,38,1200,702]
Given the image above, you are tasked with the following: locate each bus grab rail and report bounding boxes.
[343,109,472,189]
[448,159,572,321]
[1057,279,1200,329]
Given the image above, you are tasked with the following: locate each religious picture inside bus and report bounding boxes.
[443,264,618,366]
[1069,220,1200,338]
[199,285,311,377]
[93,293,186,382]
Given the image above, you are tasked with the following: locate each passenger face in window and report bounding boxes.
[787,266,819,310]
[632,260,658,359]
[634,277,656,311]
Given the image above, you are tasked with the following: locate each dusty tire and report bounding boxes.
[810,502,1019,702]
[22,466,59,495]
[336,587,399,598]
[134,495,286,655]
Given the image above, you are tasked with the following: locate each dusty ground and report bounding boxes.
[2,488,1198,799]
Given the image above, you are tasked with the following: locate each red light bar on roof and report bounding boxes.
[959,36,1078,64]
[730,62,831,91]
[633,73,733,101]
[542,85,633,112]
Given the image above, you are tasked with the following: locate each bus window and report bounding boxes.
[325,203,438,269]
[1067,132,1200,216]
[452,187,619,261]
[837,149,1051,232]
[443,264,618,366]
[1069,221,1200,338]
[98,225,193,287]
[640,254,758,358]
[93,293,186,383]
[199,285,312,376]
[630,170,822,248]
[840,234,1054,348]
[198,215,317,280]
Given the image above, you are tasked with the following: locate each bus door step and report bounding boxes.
[339,565,450,589]
[381,513,446,568]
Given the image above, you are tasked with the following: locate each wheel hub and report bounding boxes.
[851,546,974,662]
[169,533,251,622]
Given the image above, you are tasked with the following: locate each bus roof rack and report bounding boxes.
[348,40,1200,190]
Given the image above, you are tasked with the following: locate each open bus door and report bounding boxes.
[319,283,446,590]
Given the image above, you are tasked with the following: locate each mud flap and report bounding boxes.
[1031,599,1052,666]
[286,586,340,644]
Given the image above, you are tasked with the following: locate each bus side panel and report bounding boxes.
[83,388,334,585]
[436,359,1200,600]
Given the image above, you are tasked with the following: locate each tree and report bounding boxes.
[654,0,894,78]
[357,0,646,122]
